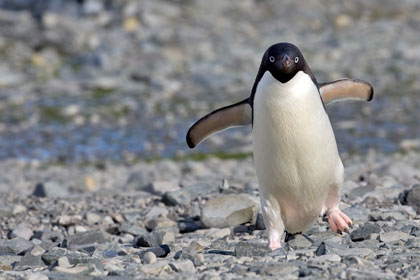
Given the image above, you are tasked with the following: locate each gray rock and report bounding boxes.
[135,230,175,247]
[178,220,201,233]
[13,253,45,270]
[146,181,180,195]
[65,230,108,249]
[405,184,420,214]
[42,247,68,265]
[342,204,369,222]
[170,259,195,273]
[235,241,271,257]
[379,231,411,243]
[57,256,72,268]
[143,251,157,264]
[32,181,69,198]
[369,210,406,221]
[0,237,33,254]
[162,181,219,206]
[287,234,313,249]
[334,248,374,257]
[350,223,381,241]
[11,222,34,240]
[201,194,257,228]
[0,255,21,266]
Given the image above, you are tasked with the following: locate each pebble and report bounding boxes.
[162,181,219,206]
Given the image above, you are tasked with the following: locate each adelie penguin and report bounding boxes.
[186,42,373,250]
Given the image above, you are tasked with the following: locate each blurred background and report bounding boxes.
[0,0,419,164]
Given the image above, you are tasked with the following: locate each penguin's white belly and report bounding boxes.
[252,72,343,233]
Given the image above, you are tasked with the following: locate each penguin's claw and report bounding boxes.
[327,208,353,234]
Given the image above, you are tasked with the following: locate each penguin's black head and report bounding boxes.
[263,43,313,84]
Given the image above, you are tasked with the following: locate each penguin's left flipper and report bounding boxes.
[319,79,374,105]
[186,98,252,148]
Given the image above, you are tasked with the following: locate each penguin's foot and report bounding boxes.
[269,240,282,250]
[327,208,352,233]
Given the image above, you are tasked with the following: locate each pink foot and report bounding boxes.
[328,208,352,234]
[269,240,282,250]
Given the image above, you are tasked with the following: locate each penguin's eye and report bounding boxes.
[294,57,299,63]
[269,56,275,63]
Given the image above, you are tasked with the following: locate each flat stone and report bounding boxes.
[380,231,411,243]
[11,223,34,240]
[65,230,108,249]
[162,181,219,206]
[201,194,257,228]
[350,223,381,241]
[26,272,48,280]
[36,230,64,244]
[0,237,33,254]
[235,241,271,257]
[12,205,27,215]
[200,228,231,238]
[170,259,195,273]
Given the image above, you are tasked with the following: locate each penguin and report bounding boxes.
[186,42,373,250]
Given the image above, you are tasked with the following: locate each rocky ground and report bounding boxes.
[0,151,420,279]
[0,0,420,279]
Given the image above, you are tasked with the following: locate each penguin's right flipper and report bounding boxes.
[186,98,252,148]
[319,79,374,105]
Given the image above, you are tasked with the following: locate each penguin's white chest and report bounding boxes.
[252,71,342,233]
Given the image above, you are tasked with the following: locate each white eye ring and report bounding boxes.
[294,57,299,63]
[269,56,275,63]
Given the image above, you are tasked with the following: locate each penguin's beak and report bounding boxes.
[280,54,292,69]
